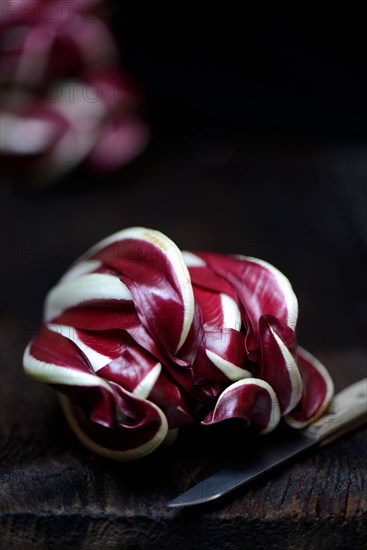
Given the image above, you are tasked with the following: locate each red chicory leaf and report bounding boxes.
[285,346,334,428]
[86,228,196,363]
[202,378,281,434]
[24,324,169,460]
[23,226,335,460]
[258,314,302,415]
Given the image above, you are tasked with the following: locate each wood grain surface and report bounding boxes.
[1,134,366,549]
[1,329,366,549]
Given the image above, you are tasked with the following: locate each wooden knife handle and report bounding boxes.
[303,378,367,445]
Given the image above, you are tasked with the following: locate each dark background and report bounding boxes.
[112,8,367,137]
[1,8,366,354]
[0,8,366,548]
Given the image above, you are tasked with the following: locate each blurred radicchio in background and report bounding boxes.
[0,0,149,186]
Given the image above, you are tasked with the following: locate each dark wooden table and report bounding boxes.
[1,133,366,549]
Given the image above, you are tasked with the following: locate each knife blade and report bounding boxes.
[168,378,367,507]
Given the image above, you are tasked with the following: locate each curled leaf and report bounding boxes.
[285,347,334,428]
[23,227,334,460]
[202,378,281,434]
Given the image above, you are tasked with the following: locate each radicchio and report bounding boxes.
[0,1,148,185]
[23,227,334,460]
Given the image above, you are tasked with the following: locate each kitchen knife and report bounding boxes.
[168,378,367,507]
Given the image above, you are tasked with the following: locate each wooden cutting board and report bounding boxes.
[0,313,366,549]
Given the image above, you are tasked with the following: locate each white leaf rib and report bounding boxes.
[58,393,168,461]
[44,272,131,322]
[132,363,162,399]
[81,227,195,353]
[211,378,281,434]
[23,344,114,392]
[285,346,335,429]
[181,251,206,267]
[234,254,299,330]
[47,324,112,372]
[269,327,303,415]
[206,349,252,382]
[59,259,103,283]
[220,293,242,331]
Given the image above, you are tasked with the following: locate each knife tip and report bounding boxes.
[167,500,203,508]
[167,501,185,508]
[167,498,198,508]
[167,493,221,508]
